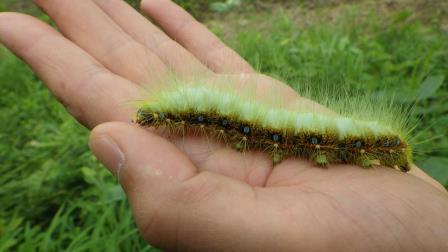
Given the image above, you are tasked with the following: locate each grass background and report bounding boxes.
[1,0,447,250]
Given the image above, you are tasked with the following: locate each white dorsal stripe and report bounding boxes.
[145,86,398,140]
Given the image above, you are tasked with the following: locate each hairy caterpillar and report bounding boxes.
[136,82,413,172]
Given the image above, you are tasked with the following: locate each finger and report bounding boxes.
[89,122,197,187]
[141,0,255,74]
[0,13,140,127]
[33,0,166,84]
[408,165,447,193]
[89,122,258,251]
[92,0,210,76]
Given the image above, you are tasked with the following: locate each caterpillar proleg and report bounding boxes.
[136,81,413,172]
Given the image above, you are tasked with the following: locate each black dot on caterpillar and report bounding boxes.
[309,136,321,145]
[221,119,230,128]
[271,133,282,143]
[241,125,251,135]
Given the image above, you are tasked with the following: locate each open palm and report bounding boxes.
[1,0,447,251]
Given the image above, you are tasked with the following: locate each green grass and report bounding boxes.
[1,1,448,250]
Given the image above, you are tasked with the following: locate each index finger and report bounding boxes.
[93,0,211,77]
[0,13,141,128]
[141,0,255,74]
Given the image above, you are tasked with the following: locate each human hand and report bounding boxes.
[1,0,447,251]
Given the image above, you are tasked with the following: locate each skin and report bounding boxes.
[1,0,447,251]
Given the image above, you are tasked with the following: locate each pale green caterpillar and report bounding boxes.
[136,82,413,172]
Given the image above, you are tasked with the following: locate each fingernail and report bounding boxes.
[89,136,125,178]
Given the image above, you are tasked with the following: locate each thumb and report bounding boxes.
[88,122,258,251]
[89,122,196,187]
[89,122,199,248]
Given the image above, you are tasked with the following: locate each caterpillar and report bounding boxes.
[136,83,413,172]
